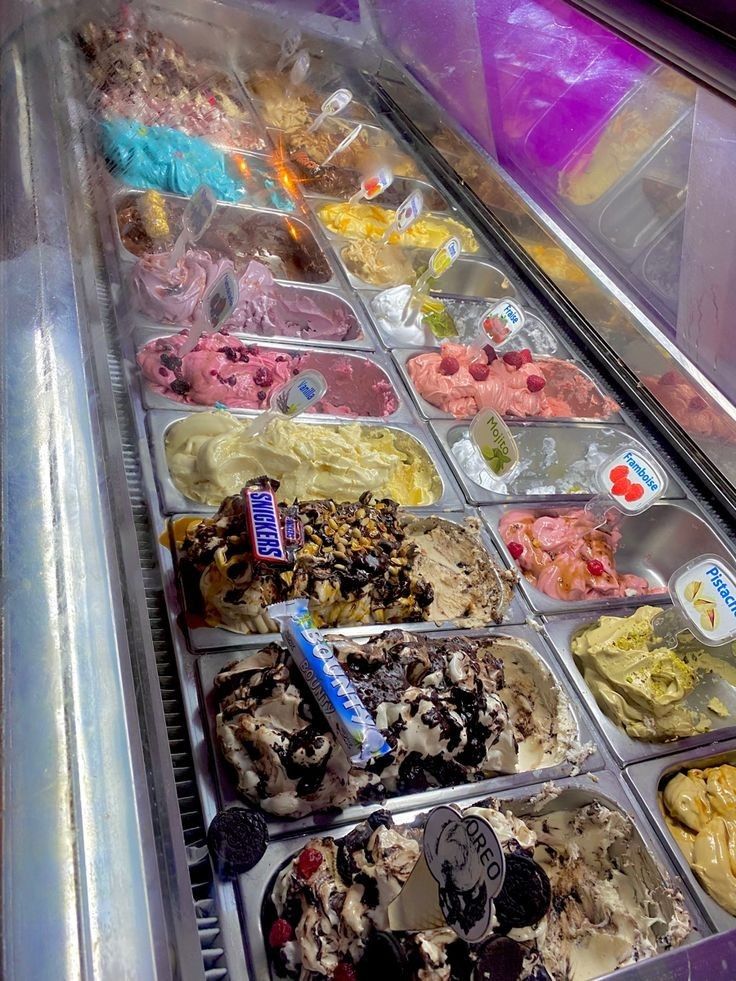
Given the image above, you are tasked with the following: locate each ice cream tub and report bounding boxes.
[636,211,685,311]
[298,173,449,212]
[626,741,736,932]
[146,409,464,516]
[235,771,708,981]
[392,346,621,424]
[432,421,683,506]
[132,325,412,421]
[481,500,736,616]
[369,294,564,353]
[314,205,484,257]
[194,622,604,838]
[544,608,736,767]
[111,191,340,288]
[164,505,530,653]
[339,248,513,295]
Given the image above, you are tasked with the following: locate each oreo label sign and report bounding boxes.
[424,805,505,943]
[244,487,288,564]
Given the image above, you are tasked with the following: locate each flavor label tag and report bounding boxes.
[321,123,363,167]
[594,446,667,514]
[669,555,736,645]
[244,486,289,564]
[271,369,327,416]
[183,184,217,241]
[424,805,505,942]
[289,50,310,87]
[480,298,525,345]
[470,409,520,478]
[396,190,424,231]
[320,87,352,117]
[361,167,393,200]
[203,269,239,332]
[429,236,461,278]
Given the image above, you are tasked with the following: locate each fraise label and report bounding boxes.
[480,298,525,345]
[244,487,289,564]
[669,555,736,645]
[595,447,667,514]
[469,409,519,479]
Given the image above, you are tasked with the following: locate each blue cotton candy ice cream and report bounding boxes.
[100,118,246,202]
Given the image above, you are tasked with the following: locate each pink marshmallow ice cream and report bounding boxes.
[499,508,665,602]
[136,333,399,417]
[131,250,232,325]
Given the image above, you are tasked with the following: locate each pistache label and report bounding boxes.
[469,409,519,478]
[671,557,736,645]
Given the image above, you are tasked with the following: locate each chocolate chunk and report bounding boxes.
[494,854,551,930]
[474,936,526,981]
[359,931,409,981]
[207,806,268,877]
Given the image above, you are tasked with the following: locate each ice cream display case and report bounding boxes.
[5,0,736,978]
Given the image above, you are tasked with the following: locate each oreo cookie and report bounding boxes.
[494,854,551,930]
[358,931,409,981]
[207,806,269,877]
[474,936,526,981]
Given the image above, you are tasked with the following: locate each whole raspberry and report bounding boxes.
[587,560,605,576]
[659,371,681,386]
[253,367,274,387]
[625,483,645,502]
[439,355,460,376]
[483,344,498,363]
[502,351,523,369]
[507,541,524,560]
[609,465,629,482]
[518,348,533,365]
[611,477,631,496]
[333,964,357,981]
[268,919,293,948]
[469,362,490,381]
[526,375,546,393]
[296,847,323,880]
[689,395,708,411]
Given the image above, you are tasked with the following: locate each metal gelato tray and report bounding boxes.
[234,772,709,981]
[161,506,530,653]
[635,211,685,311]
[342,252,516,295]
[480,499,736,616]
[131,324,412,421]
[314,203,482,253]
[544,608,736,767]
[146,408,464,516]
[626,740,736,933]
[431,420,684,506]
[110,190,340,288]
[298,173,449,212]
[368,297,565,352]
[391,346,622,425]
[194,622,605,839]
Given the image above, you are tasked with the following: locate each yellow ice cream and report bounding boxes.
[342,240,416,287]
[662,764,736,915]
[319,202,479,253]
[165,411,441,506]
[571,606,711,740]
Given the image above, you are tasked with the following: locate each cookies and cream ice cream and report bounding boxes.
[215,630,578,817]
[266,798,691,979]
[662,764,736,916]
[286,123,421,178]
[407,342,618,420]
[137,334,398,416]
[499,508,666,602]
[165,412,440,506]
[572,606,712,740]
[317,202,479,253]
[176,487,516,633]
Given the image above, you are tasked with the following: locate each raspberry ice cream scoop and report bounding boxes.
[499,508,666,602]
[407,342,617,420]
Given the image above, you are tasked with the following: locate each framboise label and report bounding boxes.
[424,805,505,943]
[469,409,519,479]
[245,487,288,564]
[480,298,525,345]
[595,447,667,514]
[669,556,736,645]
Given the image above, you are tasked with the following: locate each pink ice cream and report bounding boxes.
[407,342,618,420]
[499,508,665,602]
[132,255,360,342]
[136,333,399,417]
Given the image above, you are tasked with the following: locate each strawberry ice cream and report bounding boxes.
[136,333,399,417]
[499,508,665,602]
[132,256,360,343]
[406,342,618,420]
[644,372,736,444]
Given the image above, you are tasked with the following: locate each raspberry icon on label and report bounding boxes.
[611,478,631,496]
[625,484,644,502]
[609,465,629,482]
